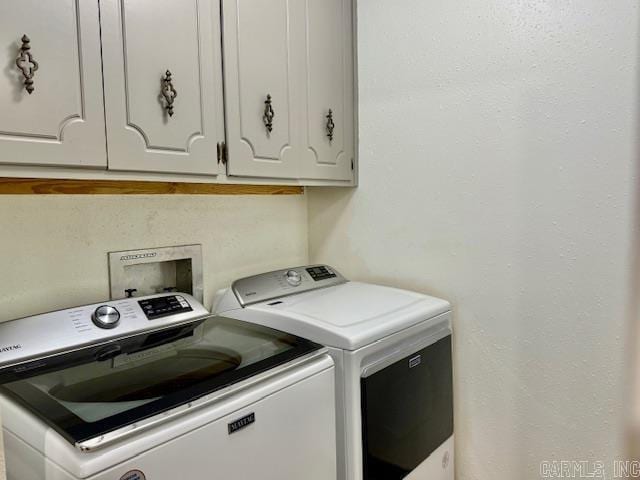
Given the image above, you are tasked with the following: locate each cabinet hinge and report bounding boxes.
[351,158,354,170]
[217,142,228,165]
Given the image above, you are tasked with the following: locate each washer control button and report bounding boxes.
[92,305,121,329]
[285,270,302,286]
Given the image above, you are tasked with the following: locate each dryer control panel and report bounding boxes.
[232,265,347,306]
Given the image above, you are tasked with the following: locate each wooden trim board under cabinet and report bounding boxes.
[0,178,303,195]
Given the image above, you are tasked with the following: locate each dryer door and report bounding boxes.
[360,334,453,480]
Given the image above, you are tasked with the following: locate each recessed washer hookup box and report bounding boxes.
[108,245,203,302]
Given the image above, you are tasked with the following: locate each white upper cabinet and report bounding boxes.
[100,0,225,175]
[0,0,355,183]
[223,0,355,182]
[300,0,355,181]
[0,0,106,168]
[222,0,305,179]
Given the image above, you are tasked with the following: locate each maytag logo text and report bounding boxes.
[0,344,22,353]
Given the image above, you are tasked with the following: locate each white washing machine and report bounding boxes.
[214,265,454,480]
[0,293,336,480]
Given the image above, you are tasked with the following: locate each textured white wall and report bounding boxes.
[0,195,308,322]
[309,1,639,478]
[0,194,308,470]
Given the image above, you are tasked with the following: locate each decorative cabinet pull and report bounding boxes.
[161,70,178,117]
[263,94,275,134]
[15,34,39,95]
[326,109,335,142]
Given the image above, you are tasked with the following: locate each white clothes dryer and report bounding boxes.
[214,265,454,480]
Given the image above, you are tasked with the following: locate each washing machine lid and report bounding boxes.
[0,296,322,449]
[238,281,450,351]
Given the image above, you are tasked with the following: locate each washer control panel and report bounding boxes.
[138,295,193,320]
[232,265,347,307]
[0,293,209,372]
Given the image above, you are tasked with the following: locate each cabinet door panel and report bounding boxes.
[301,0,354,181]
[0,0,105,167]
[101,0,224,175]
[223,0,302,179]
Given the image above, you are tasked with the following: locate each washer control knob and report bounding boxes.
[285,270,302,286]
[92,305,120,329]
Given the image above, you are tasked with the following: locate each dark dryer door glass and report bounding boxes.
[361,335,453,480]
[0,316,321,445]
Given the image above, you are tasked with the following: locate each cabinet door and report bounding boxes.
[300,0,355,181]
[100,0,224,175]
[0,0,106,168]
[222,0,305,179]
